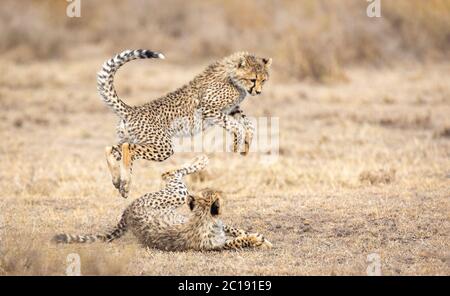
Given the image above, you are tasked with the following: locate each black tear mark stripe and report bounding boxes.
[249,80,256,93]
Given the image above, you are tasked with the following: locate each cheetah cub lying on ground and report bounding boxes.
[98,49,272,198]
[53,155,272,251]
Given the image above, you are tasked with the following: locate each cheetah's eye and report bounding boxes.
[250,79,256,83]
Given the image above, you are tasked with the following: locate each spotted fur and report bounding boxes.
[98,50,272,198]
[53,155,272,251]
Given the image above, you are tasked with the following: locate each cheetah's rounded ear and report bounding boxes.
[238,58,246,68]
[263,57,272,68]
[187,195,195,211]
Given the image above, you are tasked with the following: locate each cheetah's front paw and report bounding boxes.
[240,125,254,156]
[261,238,273,249]
[247,233,272,249]
[119,178,130,199]
[232,139,246,154]
[240,137,251,156]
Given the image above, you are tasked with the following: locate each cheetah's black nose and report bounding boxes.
[256,90,261,94]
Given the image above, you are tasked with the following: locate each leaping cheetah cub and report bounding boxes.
[98,49,272,198]
[53,155,272,251]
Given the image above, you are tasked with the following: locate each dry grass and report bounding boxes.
[359,169,396,186]
[0,52,449,275]
[1,1,449,81]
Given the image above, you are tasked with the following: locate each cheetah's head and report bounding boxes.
[188,188,222,217]
[229,52,272,96]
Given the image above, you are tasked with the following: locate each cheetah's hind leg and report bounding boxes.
[162,154,209,179]
[119,143,132,198]
[105,146,121,190]
[119,139,174,198]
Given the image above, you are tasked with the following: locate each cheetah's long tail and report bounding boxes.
[52,215,128,244]
[97,49,165,119]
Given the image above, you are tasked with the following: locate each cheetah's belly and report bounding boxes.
[171,108,209,137]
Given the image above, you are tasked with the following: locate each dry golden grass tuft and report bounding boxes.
[434,126,450,139]
[0,235,139,275]
[359,169,396,186]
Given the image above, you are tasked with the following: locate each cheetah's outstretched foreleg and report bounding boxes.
[224,224,249,237]
[239,117,254,156]
[205,111,246,154]
[229,106,255,156]
[222,233,272,250]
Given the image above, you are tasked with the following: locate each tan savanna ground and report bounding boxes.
[0,51,449,275]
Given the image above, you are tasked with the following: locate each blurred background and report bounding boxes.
[1,0,449,81]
